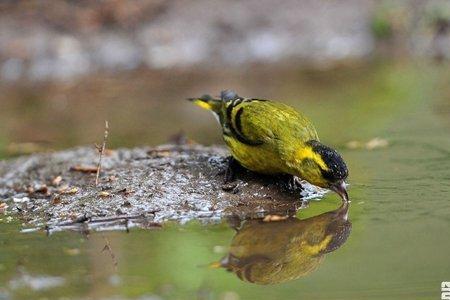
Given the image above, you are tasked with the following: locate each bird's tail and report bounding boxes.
[187,94,222,113]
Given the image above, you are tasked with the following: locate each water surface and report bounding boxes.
[0,61,449,299]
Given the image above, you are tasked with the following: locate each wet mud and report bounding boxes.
[0,144,326,231]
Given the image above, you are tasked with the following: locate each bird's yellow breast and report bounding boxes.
[223,135,286,174]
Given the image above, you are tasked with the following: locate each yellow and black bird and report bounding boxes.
[188,90,349,201]
[211,202,351,285]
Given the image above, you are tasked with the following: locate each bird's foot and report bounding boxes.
[221,156,245,193]
[299,199,310,209]
[291,176,304,191]
[221,156,242,193]
[221,181,239,193]
[224,156,242,183]
[278,174,304,192]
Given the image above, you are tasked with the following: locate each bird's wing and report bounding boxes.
[225,99,319,146]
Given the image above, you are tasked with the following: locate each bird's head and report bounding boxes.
[296,140,349,201]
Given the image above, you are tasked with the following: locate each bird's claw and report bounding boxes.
[222,181,239,193]
[224,156,242,184]
[291,176,304,191]
[279,175,304,192]
[300,199,310,209]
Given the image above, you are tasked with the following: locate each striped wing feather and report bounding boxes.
[229,100,319,146]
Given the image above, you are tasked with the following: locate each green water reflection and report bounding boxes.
[216,202,351,285]
[1,61,450,299]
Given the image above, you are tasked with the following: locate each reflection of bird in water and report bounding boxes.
[212,202,351,285]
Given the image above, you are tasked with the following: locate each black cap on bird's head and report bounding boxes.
[306,140,349,201]
[220,90,239,102]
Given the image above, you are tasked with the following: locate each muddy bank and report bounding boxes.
[0,144,325,232]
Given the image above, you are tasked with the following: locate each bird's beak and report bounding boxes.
[331,181,349,202]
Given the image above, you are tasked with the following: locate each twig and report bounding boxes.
[101,234,118,269]
[95,120,109,186]
[48,212,161,230]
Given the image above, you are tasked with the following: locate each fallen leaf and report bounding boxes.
[52,176,63,186]
[262,215,288,222]
[70,165,97,173]
[60,187,79,195]
[34,184,48,194]
[98,191,110,198]
[147,149,172,157]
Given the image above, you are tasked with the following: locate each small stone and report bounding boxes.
[0,203,8,214]
[13,197,30,203]
[52,176,63,186]
[99,191,111,198]
[122,200,132,207]
[51,196,62,205]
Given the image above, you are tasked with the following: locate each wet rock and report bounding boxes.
[0,144,326,231]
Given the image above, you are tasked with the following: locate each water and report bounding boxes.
[0,61,449,299]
